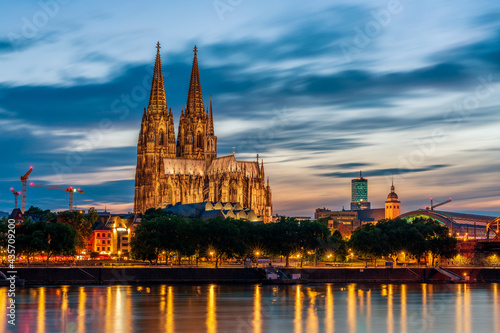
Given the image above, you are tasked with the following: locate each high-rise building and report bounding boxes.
[134,43,273,222]
[384,181,401,219]
[350,171,370,210]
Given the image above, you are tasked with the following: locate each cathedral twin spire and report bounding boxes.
[143,43,216,160]
[135,43,271,220]
[148,42,167,113]
[186,46,204,115]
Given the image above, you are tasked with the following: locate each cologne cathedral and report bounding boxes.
[134,43,273,222]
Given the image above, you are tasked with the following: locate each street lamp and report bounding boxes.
[118,251,121,262]
[255,251,260,267]
[210,251,214,266]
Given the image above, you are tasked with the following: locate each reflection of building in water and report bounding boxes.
[207,284,217,333]
[6,284,497,331]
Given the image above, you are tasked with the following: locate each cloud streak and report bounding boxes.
[0,1,499,216]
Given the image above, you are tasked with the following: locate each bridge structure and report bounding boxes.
[399,209,497,239]
[399,209,500,256]
[486,216,500,241]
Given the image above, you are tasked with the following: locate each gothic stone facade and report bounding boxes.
[134,44,273,222]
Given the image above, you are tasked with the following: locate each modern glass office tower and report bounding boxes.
[350,171,371,210]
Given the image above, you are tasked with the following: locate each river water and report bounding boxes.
[2,283,499,332]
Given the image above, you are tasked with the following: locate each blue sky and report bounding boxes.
[0,0,499,217]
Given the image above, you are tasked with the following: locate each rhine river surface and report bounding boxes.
[2,283,499,332]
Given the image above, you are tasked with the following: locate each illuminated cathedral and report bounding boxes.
[134,43,273,222]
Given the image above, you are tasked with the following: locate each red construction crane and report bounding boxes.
[10,188,21,210]
[425,197,452,211]
[20,166,33,213]
[29,183,84,212]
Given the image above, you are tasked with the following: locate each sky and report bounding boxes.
[0,0,499,217]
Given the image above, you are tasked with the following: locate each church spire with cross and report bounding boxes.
[148,42,167,113]
[135,42,176,213]
[185,45,204,115]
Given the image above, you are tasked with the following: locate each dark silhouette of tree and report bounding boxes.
[57,211,93,250]
[263,217,300,267]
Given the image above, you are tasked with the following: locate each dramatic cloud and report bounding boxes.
[317,165,450,178]
[0,0,499,217]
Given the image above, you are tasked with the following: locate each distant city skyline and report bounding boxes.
[0,0,499,217]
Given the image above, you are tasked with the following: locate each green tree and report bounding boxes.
[297,221,330,266]
[402,226,427,265]
[0,218,9,250]
[410,217,458,266]
[130,219,163,264]
[229,219,257,259]
[86,207,99,225]
[17,221,48,264]
[205,217,243,268]
[319,230,347,262]
[45,222,77,264]
[57,211,93,250]
[349,224,388,266]
[376,218,410,263]
[263,217,300,267]
[160,216,193,265]
[17,221,77,265]
[143,208,176,221]
[24,206,56,222]
[189,218,209,266]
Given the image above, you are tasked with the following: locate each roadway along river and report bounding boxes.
[2,283,499,332]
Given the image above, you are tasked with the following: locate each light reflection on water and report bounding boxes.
[4,283,500,332]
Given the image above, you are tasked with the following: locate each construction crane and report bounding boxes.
[29,183,84,212]
[10,188,21,210]
[20,166,33,213]
[425,197,452,211]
